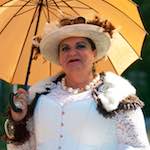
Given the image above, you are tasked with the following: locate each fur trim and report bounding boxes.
[97,72,136,112]
[28,72,63,104]
[94,92,144,118]
[118,95,144,110]
[28,71,143,114]
[2,107,31,145]
[28,71,140,113]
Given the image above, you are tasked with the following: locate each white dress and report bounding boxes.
[7,72,150,150]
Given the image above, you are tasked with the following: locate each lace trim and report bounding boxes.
[91,72,144,118]
[115,109,150,148]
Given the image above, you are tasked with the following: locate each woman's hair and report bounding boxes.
[58,37,96,55]
[85,37,96,51]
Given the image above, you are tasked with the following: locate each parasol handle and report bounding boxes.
[9,85,28,112]
[9,93,22,112]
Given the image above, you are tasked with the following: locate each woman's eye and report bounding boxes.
[61,46,70,52]
[76,44,86,49]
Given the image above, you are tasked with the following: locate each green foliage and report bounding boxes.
[0,80,12,150]
[0,80,12,114]
[139,0,150,32]
[0,141,6,150]
[123,0,150,117]
[123,35,150,116]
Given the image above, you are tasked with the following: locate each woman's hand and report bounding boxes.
[10,88,28,122]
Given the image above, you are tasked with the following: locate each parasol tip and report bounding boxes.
[139,57,143,60]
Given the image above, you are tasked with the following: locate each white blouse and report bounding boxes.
[7,84,150,150]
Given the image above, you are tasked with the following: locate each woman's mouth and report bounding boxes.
[68,58,80,63]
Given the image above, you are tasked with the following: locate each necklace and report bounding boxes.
[61,73,101,94]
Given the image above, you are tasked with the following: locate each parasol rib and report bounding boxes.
[60,0,80,15]
[119,32,141,58]
[0,0,31,34]
[47,0,143,31]
[94,57,118,74]
[101,0,145,32]
[45,0,50,22]
[47,7,62,19]
[0,4,35,7]
[42,7,48,21]
[48,6,72,17]
[11,1,39,84]
[51,0,61,9]
[127,0,138,6]
[25,0,44,85]
[94,56,118,74]
[49,5,95,9]
[50,0,72,16]
[75,0,98,13]
[0,0,14,6]
[106,57,118,74]
[19,0,34,4]
[16,7,36,16]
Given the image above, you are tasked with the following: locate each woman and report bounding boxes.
[3,16,150,149]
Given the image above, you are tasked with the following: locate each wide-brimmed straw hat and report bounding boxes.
[37,17,113,65]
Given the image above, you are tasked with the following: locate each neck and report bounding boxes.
[65,71,94,89]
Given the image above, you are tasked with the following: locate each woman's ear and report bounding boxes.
[93,49,97,57]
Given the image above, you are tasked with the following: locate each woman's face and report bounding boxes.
[58,37,96,74]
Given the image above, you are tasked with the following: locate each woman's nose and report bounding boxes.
[68,48,77,56]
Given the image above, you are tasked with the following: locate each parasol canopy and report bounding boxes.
[0,0,146,85]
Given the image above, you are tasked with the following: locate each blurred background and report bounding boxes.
[0,0,150,149]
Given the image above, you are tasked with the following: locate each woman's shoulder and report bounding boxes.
[28,72,63,104]
[95,72,144,117]
[103,71,136,91]
[98,71,137,101]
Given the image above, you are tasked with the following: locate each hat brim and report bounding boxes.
[40,24,111,64]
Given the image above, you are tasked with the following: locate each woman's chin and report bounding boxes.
[65,63,83,73]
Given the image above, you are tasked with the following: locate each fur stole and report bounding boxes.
[92,72,144,117]
[27,72,144,117]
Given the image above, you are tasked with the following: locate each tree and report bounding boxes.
[123,0,150,117]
